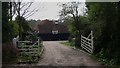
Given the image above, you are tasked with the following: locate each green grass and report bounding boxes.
[60,41,71,46]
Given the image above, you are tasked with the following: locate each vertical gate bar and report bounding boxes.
[81,35,82,47]
[91,30,93,53]
[38,39,39,54]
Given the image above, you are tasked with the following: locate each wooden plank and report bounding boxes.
[81,44,92,53]
[17,41,31,43]
[81,39,91,46]
[81,35,91,41]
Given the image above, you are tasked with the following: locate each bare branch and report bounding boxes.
[20,2,30,10]
[13,2,21,16]
[21,2,33,16]
[13,1,41,20]
[12,2,18,17]
[23,3,41,18]
[24,9,39,19]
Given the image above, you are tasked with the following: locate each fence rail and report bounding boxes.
[81,31,93,54]
[17,39,40,57]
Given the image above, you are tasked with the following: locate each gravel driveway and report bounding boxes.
[37,41,100,66]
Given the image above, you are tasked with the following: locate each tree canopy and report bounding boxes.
[60,2,120,65]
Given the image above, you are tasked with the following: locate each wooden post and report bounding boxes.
[91,31,93,53]
[38,39,40,54]
[81,35,82,48]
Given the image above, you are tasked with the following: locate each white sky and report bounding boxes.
[11,0,118,20]
[25,2,86,20]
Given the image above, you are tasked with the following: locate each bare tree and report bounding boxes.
[13,1,40,19]
[11,1,40,39]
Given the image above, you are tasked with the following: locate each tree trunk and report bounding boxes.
[18,2,22,40]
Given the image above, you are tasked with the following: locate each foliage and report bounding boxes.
[11,21,19,37]
[59,2,87,47]
[59,2,83,35]
[27,19,40,30]
[15,16,31,33]
[86,2,120,65]
[2,2,12,42]
[60,41,71,46]
[15,16,32,40]
[64,15,90,47]
[17,53,32,62]
[62,2,120,66]
[64,16,76,35]
[2,2,20,64]
[2,2,41,64]
[2,2,19,42]
[2,2,32,64]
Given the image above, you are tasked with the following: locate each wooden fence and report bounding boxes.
[81,31,94,54]
[17,39,40,57]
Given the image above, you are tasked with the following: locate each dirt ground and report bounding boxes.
[37,41,101,66]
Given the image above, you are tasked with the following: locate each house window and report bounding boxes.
[52,30,58,34]
[55,22,58,25]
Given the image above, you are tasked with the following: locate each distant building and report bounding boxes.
[37,19,69,34]
[37,19,70,40]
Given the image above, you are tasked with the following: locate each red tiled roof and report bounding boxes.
[37,19,69,34]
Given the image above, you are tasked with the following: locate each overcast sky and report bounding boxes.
[25,2,86,20]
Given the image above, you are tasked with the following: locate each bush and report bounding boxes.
[75,36,81,47]
[70,38,75,46]
[2,42,19,64]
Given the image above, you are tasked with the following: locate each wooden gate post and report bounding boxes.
[91,31,94,53]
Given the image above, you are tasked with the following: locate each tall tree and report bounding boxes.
[59,2,81,34]
[59,2,87,46]
[86,2,120,65]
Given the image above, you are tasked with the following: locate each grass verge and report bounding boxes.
[60,41,71,46]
